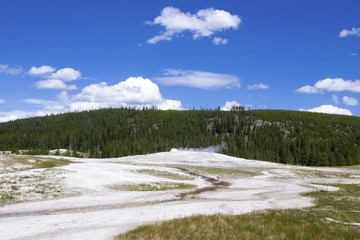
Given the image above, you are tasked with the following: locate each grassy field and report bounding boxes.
[115,184,360,240]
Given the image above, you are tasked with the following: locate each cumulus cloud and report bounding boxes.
[0,99,5,104]
[343,96,358,106]
[339,27,360,38]
[221,101,241,111]
[146,7,241,44]
[212,37,228,45]
[71,77,182,111]
[155,69,240,89]
[247,83,269,90]
[50,68,81,82]
[28,65,55,76]
[34,79,77,90]
[296,78,360,94]
[332,94,339,104]
[303,105,352,116]
[29,66,82,90]
[0,77,183,122]
[0,64,22,75]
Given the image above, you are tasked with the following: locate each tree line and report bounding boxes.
[0,107,359,166]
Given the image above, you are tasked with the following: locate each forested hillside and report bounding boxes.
[0,107,359,166]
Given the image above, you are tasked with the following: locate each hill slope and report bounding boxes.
[0,108,359,166]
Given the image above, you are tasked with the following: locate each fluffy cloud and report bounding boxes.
[0,77,183,122]
[339,27,360,38]
[343,96,358,106]
[34,79,77,90]
[71,77,182,111]
[147,7,241,44]
[221,101,241,111]
[0,64,22,75]
[212,37,228,45]
[303,105,352,116]
[296,78,360,94]
[29,66,81,90]
[0,99,5,104]
[50,68,81,82]
[155,69,240,89]
[247,83,269,90]
[28,65,55,76]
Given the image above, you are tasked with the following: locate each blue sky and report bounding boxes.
[1,0,360,121]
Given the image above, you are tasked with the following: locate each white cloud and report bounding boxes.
[155,69,240,89]
[57,91,69,102]
[0,111,34,122]
[212,37,228,45]
[339,27,360,38]
[332,94,339,104]
[350,53,358,56]
[295,85,323,94]
[24,98,56,105]
[343,96,358,106]
[71,77,182,111]
[0,77,182,122]
[221,101,241,111]
[0,64,22,75]
[28,65,55,76]
[296,78,360,93]
[28,66,81,90]
[34,79,77,90]
[247,83,269,90]
[304,105,352,116]
[0,99,5,104]
[147,7,241,44]
[50,68,81,81]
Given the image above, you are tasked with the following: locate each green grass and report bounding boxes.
[0,192,15,205]
[136,169,195,181]
[32,158,70,169]
[115,184,360,240]
[108,182,196,191]
[293,169,351,178]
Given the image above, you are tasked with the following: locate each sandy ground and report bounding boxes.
[0,150,359,240]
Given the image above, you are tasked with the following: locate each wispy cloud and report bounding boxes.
[0,64,22,75]
[212,37,228,45]
[146,7,241,44]
[332,94,339,104]
[155,69,240,89]
[339,27,360,38]
[247,83,269,90]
